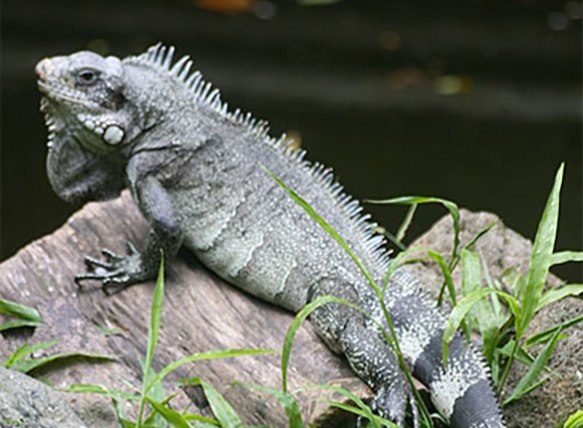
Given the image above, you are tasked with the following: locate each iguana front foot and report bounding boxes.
[75,242,148,291]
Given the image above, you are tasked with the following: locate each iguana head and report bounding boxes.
[36,51,140,203]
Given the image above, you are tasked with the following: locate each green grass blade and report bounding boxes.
[563,410,583,428]
[0,298,44,332]
[239,383,303,428]
[525,315,583,347]
[61,383,139,402]
[460,250,498,362]
[186,378,244,428]
[537,284,583,311]
[382,245,431,290]
[11,351,117,374]
[517,164,564,338]
[463,221,499,252]
[264,167,377,290]
[503,328,563,405]
[320,400,401,428]
[2,339,58,368]
[151,349,275,395]
[551,251,583,266]
[0,319,44,332]
[137,256,166,427]
[96,324,124,336]
[182,414,220,425]
[442,288,494,367]
[299,383,385,428]
[142,365,168,428]
[367,196,461,259]
[63,383,111,395]
[396,203,418,242]
[0,298,43,322]
[146,398,192,428]
[282,295,365,392]
[442,288,520,367]
[497,341,560,377]
[429,250,457,306]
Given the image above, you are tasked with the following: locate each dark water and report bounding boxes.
[1,0,581,281]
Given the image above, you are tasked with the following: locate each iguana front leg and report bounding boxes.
[76,175,183,289]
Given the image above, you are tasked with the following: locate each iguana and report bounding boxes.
[36,44,505,428]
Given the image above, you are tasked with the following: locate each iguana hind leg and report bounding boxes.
[308,276,417,427]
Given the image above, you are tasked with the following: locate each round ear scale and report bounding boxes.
[103,124,125,145]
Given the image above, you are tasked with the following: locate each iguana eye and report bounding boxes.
[75,68,100,86]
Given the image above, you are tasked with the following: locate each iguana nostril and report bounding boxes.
[35,58,53,80]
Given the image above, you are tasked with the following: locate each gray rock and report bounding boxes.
[405,209,582,427]
[0,366,86,428]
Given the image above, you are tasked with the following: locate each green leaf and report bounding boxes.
[239,383,303,428]
[0,298,44,331]
[517,164,563,338]
[299,383,390,428]
[497,340,560,377]
[150,348,275,395]
[96,324,124,336]
[182,414,220,426]
[551,251,583,266]
[396,203,417,243]
[137,256,166,426]
[526,315,583,347]
[382,245,431,290]
[537,284,583,310]
[63,383,110,395]
[463,221,498,252]
[282,295,364,392]
[11,351,117,374]
[563,410,583,428]
[503,328,563,405]
[442,288,493,367]
[146,398,192,428]
[442,289,519,367]
[142,365,167,428]
[265,167,378,290]
[61,383,139,403]
[2,339,58,368]
[0,319,44,332]
[185,378,243,428]
[429,250,457,306]
[367,196,461,260]
[0,298,43,322]
[460,250,498,362]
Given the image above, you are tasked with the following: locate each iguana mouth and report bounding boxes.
[37,80,97,109]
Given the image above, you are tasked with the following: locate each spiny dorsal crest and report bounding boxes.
[126,43,390,270]
[125,43,272,138]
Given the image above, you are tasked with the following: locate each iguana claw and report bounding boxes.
[75,241,145,291]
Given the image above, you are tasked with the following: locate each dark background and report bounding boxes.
[1,0,581,281]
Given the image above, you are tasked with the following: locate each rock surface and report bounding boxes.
[0,196,580,427]
[0,366,86,428]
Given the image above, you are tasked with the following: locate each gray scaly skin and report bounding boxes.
[36,44,505,428]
